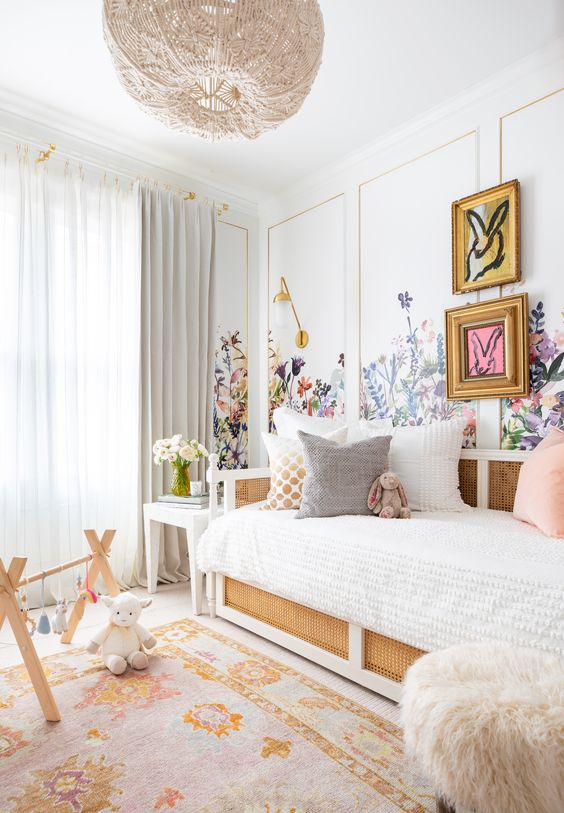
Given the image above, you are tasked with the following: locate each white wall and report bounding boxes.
[257,43,564,463]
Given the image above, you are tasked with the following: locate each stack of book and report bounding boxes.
[157,493,210,510]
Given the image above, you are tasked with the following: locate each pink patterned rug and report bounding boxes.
[0,619,434,812]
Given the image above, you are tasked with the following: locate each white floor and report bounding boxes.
[0,580,400,722]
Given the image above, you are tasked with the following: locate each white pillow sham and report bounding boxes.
[272,406,345,440]
[347,418,393,443]
[361,419,467,512]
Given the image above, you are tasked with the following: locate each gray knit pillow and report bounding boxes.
[295,431,391,519]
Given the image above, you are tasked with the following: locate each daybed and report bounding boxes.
[198,449,564,702]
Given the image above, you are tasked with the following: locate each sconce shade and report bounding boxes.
[273,298,293,329]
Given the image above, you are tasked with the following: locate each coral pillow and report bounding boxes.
[513,428,564,537]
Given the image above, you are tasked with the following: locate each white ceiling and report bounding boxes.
[0,1,562,201]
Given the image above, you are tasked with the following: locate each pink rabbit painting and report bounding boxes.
[467,323,505,377]
[465,199,510,284]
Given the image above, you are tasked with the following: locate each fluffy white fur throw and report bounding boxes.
[400,644,564,813]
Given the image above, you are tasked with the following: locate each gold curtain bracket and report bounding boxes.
[36,144,56,164]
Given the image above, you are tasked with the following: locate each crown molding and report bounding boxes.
[0,91,261,216]
[260,35,564,210]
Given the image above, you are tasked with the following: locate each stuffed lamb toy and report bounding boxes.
[368,471,411,519]
[86,592,157,675]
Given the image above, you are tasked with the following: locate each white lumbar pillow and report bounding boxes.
[347,418,393,443]
[272,406,345,440]
[361,419,467,512]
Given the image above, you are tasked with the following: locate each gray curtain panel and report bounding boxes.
[137,184,216,585]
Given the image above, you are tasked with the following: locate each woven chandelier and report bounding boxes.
[102,0,324,142]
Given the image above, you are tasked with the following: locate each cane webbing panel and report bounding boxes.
[488,460,522,512]
[224,578,349,659]
[235,477,271,509]
[364,630,425,683]
[458,458,478,507]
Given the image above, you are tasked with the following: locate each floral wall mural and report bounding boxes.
[362,291,477,448]
[213,331,248,469]
[501,302,564,449]
[268,335,344,432]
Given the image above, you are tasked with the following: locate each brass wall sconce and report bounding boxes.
[272,276,309,349]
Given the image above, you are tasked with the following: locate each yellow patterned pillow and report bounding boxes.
[261,427,348,510]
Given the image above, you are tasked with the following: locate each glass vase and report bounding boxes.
[170,462,190,497]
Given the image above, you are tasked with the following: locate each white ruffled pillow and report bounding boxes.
[361,419,468,512]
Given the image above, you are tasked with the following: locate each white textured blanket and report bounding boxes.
[198,507,564,656]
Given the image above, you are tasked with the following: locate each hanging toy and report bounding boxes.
[52,574,68,635]
[37,576,51,635]
[77,559,97,605]
[19,590,37,637]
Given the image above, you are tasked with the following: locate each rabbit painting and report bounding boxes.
[468,324,504,377]
[465,199,509,284]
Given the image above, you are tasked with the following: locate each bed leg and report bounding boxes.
[207,571,216,618]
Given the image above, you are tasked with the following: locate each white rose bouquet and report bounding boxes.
[153,434,209,496]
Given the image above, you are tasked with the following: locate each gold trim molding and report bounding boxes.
[266,192,346,426]
[499,87,564,182]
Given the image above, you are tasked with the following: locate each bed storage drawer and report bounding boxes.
[224,577,349,659]
[364,630,425,683]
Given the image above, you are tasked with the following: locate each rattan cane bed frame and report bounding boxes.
[206,448,527,701]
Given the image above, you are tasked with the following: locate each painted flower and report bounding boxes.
[291,356,305,376]
[537,334,557,361]
[182,703,243,738]
[275,362,288,381]
[297,376,312,397]
[554,331,564,347]
[541,394,559,409]
[398,290,413,310]
[510,399,523,413]
[227,659,281,687]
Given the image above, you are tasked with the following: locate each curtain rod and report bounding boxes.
[2,133,229,213]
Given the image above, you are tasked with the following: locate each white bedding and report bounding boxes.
[198,507,564,656]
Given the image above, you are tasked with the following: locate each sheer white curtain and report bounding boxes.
[138,185,215,584]
[0,148,140,601]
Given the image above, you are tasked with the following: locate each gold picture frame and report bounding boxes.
[445,293,529,400]
[452,179,520,294]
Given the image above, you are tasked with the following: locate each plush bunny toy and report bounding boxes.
[86,592,157,675]
[368,471,411,519]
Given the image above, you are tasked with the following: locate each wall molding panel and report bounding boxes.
[267,194,346,430]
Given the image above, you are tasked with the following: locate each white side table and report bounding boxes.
[143,502,219,614]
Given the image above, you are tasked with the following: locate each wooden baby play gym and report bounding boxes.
[0,529,119,722]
